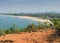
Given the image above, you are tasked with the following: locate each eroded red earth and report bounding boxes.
[0,30,60,43]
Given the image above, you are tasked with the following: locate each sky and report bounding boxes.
[0,0,60,13]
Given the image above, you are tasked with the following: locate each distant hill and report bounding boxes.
[0,12,60,19]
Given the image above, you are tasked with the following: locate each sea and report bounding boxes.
[0,15,39,29]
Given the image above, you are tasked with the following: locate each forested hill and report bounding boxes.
[0,12,60,19]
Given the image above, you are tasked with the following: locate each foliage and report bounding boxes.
[52,18,60,29]
[25,23,37,32]
[5,25,20,34]
[0,29,5,36]
[4,12,60,19]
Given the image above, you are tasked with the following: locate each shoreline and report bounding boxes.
[0,15,53,25]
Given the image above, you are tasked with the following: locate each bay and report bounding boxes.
[0,15,39,29]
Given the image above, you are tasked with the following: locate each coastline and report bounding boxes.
[0,15,53,24]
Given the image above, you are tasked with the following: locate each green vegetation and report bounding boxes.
[3,12,60,19]
[52,18,60,29]
[0,22,53,36]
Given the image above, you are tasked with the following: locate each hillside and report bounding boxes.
[0,30,60,43]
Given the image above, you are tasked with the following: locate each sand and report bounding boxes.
[0,15,53,25]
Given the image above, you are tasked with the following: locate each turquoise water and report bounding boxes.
[0,15,39,29]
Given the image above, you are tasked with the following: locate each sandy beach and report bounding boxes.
[0,15,53,25]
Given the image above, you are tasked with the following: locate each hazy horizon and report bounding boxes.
[0,0,60,13]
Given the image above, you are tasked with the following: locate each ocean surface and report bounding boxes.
[0,15,39,29]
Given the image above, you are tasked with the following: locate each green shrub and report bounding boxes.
[25,23,37,32]
[4,25,19,34]
[52,18,60,29]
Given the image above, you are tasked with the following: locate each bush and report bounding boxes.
[25,23,37,32]
[52,18,60,29]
